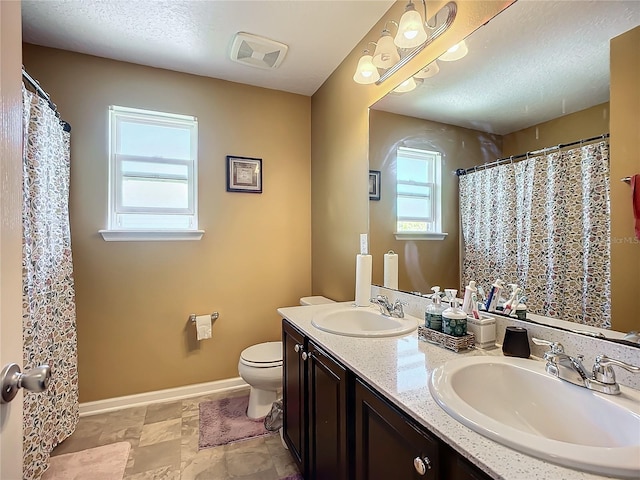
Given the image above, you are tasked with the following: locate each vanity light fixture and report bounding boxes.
[352,1,457,86]
[353,43,380,84]
[373,22,401,69]
[439,40,468,61]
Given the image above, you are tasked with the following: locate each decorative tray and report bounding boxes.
[418,326,475,352]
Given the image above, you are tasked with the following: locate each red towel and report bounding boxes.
[632,174,640,240]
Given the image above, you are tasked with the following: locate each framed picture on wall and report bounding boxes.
[226,156,262,193]
[369,170,381,201]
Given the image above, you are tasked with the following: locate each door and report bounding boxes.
[0,1,25,479]
[307,340,348,480]
[355,378,439,480]
[282,320,306,471]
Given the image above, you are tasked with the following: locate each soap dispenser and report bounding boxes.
[425,286,444,331]
[442,290,468,337]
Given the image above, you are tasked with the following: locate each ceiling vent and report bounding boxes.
[230,32,288,70]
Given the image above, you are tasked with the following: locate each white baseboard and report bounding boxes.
[79,377,249,417]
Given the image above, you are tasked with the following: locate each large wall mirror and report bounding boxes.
[368,0,639,338]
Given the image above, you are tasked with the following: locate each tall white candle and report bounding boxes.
[383,251,398,289]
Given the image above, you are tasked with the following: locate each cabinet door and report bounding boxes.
[307,340,349,480]
[355,378,439,480]
[282,320,306,471]
[442,446,494,480]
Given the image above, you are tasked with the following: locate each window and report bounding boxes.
[395,146,446,240]
[100,106,203,241]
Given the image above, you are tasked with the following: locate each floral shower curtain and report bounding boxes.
[459,141,611,328]
[22,87,78,479]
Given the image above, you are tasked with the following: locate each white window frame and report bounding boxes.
[99,106,204,241]
[395,146,447,241]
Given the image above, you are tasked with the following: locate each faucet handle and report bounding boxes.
[593,355,640,384]
[392,299,407,318]
[372,295,389,303]
[532,337,565,354]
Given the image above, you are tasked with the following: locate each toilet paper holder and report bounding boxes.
[189,312,219,324]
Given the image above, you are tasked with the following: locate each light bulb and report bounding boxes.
[394,3,428,49]
[413,60,439,79]
[373,33,400,69]
[393,77,417,93]
[353,53,380,85]
[439,40,469,61]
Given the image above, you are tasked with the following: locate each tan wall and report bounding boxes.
[368,110,501,293]
[23,45,312,402]
[311,0,513,301]
[502,103,610,156]
[610,26,640,332]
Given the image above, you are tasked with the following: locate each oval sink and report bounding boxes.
[311,306,418,338]
[430,356,640,478]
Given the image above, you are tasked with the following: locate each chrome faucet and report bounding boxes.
[532,338,640,395]
[370,295,407,318]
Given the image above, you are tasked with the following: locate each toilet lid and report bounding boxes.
[240,342,282,366]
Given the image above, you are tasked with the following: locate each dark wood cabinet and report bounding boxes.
[282,320,306,470]
[282,320,349,480]
[306,340,349,480]
[282,319,495,480]
[442,446,494,480]
[355,378,439,480]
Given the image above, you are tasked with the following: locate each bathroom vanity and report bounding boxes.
[282,318,489,480]
[279,301,640,480]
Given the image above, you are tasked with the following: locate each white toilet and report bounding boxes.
[238,296,335,419]
[238,341,283,419]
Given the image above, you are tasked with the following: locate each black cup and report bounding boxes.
[502,326,530,358]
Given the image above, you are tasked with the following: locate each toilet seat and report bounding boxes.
[240,341,282,368]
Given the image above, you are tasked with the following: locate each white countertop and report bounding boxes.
[278,302,620,480]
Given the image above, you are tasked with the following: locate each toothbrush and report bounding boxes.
[470,292,481,319]
[502,286,521,315]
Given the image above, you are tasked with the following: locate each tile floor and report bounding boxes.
[51,387,301,479]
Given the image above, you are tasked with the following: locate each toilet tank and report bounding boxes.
[300,296,335,306]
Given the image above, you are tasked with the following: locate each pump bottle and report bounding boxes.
[425,286,444,331]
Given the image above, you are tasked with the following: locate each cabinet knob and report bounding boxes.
[301,351,309,361]
[294,344,303,354]
[413,456,431,475]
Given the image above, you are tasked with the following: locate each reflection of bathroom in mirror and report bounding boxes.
[369,0,639,335]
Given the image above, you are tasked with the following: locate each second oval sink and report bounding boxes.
[311,306,418,338]
[429,356,640,478]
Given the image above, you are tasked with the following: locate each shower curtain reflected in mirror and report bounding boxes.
[459,142,611,328]
[22,87,78,479]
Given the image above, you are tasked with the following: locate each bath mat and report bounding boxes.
[42,441,130,480]
[199,395,270,449]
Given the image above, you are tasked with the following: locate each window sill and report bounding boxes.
[394,232,448,241]
[99,229,205,242]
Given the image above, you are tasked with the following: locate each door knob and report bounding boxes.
[1,363,51,403]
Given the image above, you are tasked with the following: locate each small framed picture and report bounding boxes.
[369,170,381,201]
[226,156,262,193]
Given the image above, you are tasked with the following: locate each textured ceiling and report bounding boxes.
[21,0,395,96]
[372,0,640,135]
